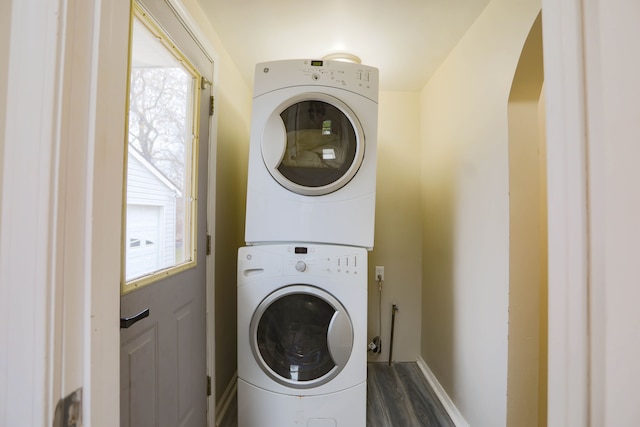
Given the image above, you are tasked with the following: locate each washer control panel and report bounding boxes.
[285,245,366,277]
[238,244,368,285]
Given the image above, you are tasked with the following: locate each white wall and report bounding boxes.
[368,91,422,363]
[419,0,540,425]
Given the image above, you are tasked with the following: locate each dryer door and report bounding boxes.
[250,285,353,389]
[261,93,365,196]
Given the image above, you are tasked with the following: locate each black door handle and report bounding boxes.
[120,308,150,329]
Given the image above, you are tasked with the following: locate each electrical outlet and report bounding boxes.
[375,266,384,281]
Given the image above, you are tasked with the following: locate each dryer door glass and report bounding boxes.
[261,95,365,196]
[252,287,353,388]
[279,100,357,189]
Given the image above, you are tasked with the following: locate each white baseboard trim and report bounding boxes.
[416,357,469,427]
[215,371,238,427]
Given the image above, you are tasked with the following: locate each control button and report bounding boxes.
[295,261,307,272]
[312,73,320,81]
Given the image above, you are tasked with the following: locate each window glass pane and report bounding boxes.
[124,14,198,285]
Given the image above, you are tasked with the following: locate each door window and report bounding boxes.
[122,5,201,292]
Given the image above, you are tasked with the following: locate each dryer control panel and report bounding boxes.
[253,59,379,102]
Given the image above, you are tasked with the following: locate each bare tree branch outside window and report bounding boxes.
[128,66,189,189]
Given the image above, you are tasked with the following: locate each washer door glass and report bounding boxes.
[261,94,365,196]
[251,285,353,389]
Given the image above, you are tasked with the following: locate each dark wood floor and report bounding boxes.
[220,362,454,427]
[367,363,455,427]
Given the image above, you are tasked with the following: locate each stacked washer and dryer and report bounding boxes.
[238,59,379,427]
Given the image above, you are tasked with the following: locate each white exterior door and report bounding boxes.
[119,2,213,426]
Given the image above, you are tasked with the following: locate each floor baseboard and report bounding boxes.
[215,372,238,427]
[416,357,469,427]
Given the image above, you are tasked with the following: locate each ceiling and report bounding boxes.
[197,0,492,92]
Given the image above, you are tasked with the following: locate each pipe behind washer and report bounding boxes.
[388,304,399,366]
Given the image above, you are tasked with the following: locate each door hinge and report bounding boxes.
[206,234,211,256]
[207,375,212,396]
[201,76,212,89]
[53,387,82,427]
[209,95,214,116]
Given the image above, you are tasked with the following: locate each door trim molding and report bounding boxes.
[88,0,131,424]
[1,0,66,423]
[541,0,590,425]
[166,0,218,72]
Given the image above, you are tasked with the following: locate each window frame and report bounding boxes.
[120,2,202,295]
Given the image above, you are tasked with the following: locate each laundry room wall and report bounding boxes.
[182,0,253,404]
[419,0,540,426]
[506,14,546,426]
[368,91,422,364]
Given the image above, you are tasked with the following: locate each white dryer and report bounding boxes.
[237,244,367,427]
[245,59,379,249]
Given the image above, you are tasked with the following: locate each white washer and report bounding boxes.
[245,59,379,249]
[237,244,367,427]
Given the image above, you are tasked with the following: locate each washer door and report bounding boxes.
[250,285,353,389]
[261,93,365,196]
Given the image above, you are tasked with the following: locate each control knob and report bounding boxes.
[295,260,307,272]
